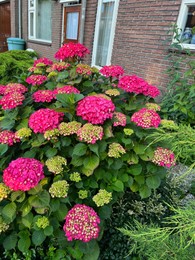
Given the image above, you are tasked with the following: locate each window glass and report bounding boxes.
[66,12,79,40]
[95,2,114,66]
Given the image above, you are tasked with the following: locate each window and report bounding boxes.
[28,0,52,42]
[177,0,195,49]
[92,0,119,67]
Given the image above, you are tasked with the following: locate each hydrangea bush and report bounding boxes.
[0,43,176,259]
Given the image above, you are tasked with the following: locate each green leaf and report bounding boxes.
[133,143,147,154]
[44,225,53,236]
[128,164,142,176]
[119,173,130,183]
[83,80,93,87]
[67,246,83,259]
[56,71,69,81]
[55,204,68,221]
[146,175,161,189]
[139,185,152,199]
[3,232,18,250]
[28,190,50,208]
[98,205,112,220]
[18,230,31,252]
[88,143,99,157]
[23,149,37,158]
[11,191,25,203]
[2,202,17,223]
[0,144,8,156]
[71,156,84,167]
[83,154,99,171]
[73,143,88,156]
[111,179,124,192]
[21,212,33,229]
[20,201,32,217]
[16,118,28,130]
[134,175,145,185]
[45,147,58,158]
[32,230,46,246]
[83,241,100,260]
[0,117,15,130]
[50,199,60,212]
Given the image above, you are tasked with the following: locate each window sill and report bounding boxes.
[28,40,52,46]
[169,43,195,54]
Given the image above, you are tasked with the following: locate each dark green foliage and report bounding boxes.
[0,50,37,85]
[161,24,195,126]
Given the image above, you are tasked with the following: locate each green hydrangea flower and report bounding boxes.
[160,119,179,130]
[15,128,32,139]
[45,156,67,174]
[124,128,134,136]
[78,190,88,199]
[49,180,69,198]
[108,143,126,158]
[0,217,9,234]
[44,128,60,140]
[36,216,50,229]
[105,89,120,96]
[70,172,82,182]
[59,121,81,136]
[92,189,112,207]
[0,183,11,202]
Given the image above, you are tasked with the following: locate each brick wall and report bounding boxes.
[17,1,62,60]
[112,0,182,91]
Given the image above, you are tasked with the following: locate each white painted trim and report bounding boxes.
[175,0,195,49]
[91,0,119,67]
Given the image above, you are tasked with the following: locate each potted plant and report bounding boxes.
[191,26,195,44]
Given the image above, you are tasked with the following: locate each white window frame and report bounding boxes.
[28,0,52,43]
[91,0,120,68]
[176,0,195,50]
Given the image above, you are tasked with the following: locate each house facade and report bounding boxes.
[0,0,194,90]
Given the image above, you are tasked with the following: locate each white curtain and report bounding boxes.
[95,2,115,66]
[66,12,79,40]
[36,0,52,41]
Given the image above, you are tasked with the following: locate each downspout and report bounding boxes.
[79,0,87,44]
[18,0,22,38]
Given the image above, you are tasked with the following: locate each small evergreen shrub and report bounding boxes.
[0,50,37,85]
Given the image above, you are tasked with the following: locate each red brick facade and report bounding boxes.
[9,0,184,90]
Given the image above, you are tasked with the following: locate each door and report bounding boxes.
[63,5,81,44]
[0,1,11,52]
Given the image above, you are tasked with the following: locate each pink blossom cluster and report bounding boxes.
[54,42,90,61]
[53,85,80,96]
[32,90,55,103]
[100,65,124,78]
[63,204,100,242]
[0,130,20,146]
[0,91,25,110]
[131,108,161,128]
[0,83,28,95]
[33,57,53,67]
[76,96,115,124]
[46,62,71,72]
[76,64,92,76]
[113,112,127,127]
[152,147,176,168]
[3,157,44,191]
[77,123,104,144]
[118,75,160,98]
[26,75,47,86]
[29,108,64,133]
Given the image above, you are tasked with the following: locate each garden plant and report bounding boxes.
[0,42,177,259]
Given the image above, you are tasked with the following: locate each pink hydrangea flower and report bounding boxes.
[33,57,53,67]
[53,85,80,96]
[63,204,100,242]
[76,96,115,124]
[100,65,124,78]
[3,158,44,191]
[0,83,28,95]
[0,92,25,110]
[26,75,47,86]
[29,108,64,133]
[152,147,176,168]
[0,130,20,146]
[46,62,71,72]
[113,112,127,127]
[131,108,161,128]
[118,75,160,98]
[32,90,55,103]
[54,42,90,61]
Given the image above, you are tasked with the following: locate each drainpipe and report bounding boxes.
[18,0,22,38]
[79,0,87,44]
